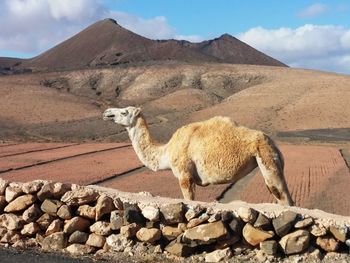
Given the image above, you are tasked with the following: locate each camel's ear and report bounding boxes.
[134,107,141,117]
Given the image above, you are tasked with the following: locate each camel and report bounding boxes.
[103,106,294,206]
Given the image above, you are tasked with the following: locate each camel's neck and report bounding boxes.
[126,115,168,171]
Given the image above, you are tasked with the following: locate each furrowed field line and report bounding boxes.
[0,144,131,174]
[0,143,79,158]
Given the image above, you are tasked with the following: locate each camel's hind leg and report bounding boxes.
[256,138,294,206]
[172,167,196,200]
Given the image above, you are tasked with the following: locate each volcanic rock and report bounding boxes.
[160,203,185,224]
[272,211,298,237]
[68,231,89,244]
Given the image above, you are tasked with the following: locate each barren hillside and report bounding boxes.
[0,63,349,143]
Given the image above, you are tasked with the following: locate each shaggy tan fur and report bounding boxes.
[103,107,294,206]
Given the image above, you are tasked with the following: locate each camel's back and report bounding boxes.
[168,116,263,153]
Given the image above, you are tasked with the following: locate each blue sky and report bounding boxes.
[1,0,350,74]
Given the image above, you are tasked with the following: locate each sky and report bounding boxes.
[1,0,350,74]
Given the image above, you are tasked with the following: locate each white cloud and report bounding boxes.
[297,3,329,18]
[238,24,350,74]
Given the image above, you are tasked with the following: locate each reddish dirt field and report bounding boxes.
[0,143,349,215]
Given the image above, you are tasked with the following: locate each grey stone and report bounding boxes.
[136,227,162,243]
[228,217,244,235]
[68,231,89,244]
[123,203,145,225]
[160,203,184,225]
[165,240,193,257]
[183,220,229,245]
[141,206,160,222]
[61,187,98,206]
[23,204,42,223]
[110,210,123,230]
[38,182,71,201]
[90,221,112,236]
[41,232,67,251]
[254,213,272,231]
[294,217,314,229]
[260,240,278,255]
[279,230,310,255]
[63,216,90,234]
[106,234,135,252]
[0,213,23,230]
[40,199,63,215]
[187,213,209,228]
[95,194,115,221]
[57,205,72,220]
[237,207,258,224]
[185,206,203,221]
[272,211,298,237]
[86,233,105,248]
[205,247,233,262]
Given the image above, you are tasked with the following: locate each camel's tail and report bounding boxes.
[256,134,294,206]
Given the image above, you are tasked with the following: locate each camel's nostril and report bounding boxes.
[106,114,115,118]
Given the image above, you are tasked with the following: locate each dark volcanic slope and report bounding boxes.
[2,19,286,71]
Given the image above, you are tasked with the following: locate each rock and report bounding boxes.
[145,221,159,229]
[329,226,348,242]
[41,232,67,251]
[310,224,327,237]
[220,211,234,222]
[215,235,240,249]
[162,226,183,241]
[66,244,95,256]
[40,199,63,215]
[106,234,135,252]
[178,223,187,232]
[0,195,6,211]
[95,194,115,221]
[63,216,90,234]
[45,219,63,236]
[160,203,184,225]
[255,250,268,262]
[21,222,40,236]
[242,223,274,246]
[110,210,123,230]
[183,221,229,245]
[237,207,258,224]
[0,230,21,244]
[260,240,278,255]
[23,204,42,223]
[279,230,310,255]
[316,236,340,252]
[0,178,9,195]
[57,205,72,220]
[0,214,23,230]
[5,185,23,202]
[22,181,44,194]
[61,187,98,206]
[165,240,193,257]
[254,213,272,231]
[68,231,89,244]
[185,206,203,221]
[90,221,112,236]
[187,213,209,228]
[205,247,233,262]
[141,206,160,222]
[36,213,55,230]
[120,223,141,238]
[294,217,314,229]
[208,212,221,223]
[136,227,161,243]
[123,203,145,225]
[272,211,298,237]
[86,233,105,248]
[77,205,96,220]
[228,217,244,235]
[4,194,35,212]
[38,182,71,201]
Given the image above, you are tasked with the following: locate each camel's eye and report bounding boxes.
[121,111,128,116]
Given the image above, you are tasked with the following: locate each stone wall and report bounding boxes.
[0,178,350,262]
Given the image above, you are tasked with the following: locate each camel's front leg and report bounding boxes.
[172,168,196,200]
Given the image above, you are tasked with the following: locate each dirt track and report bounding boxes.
[0,143,349,215]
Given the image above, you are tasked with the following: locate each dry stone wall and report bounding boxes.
[0,178,350,262]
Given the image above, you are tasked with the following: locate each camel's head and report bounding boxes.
[103,106,142,126]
